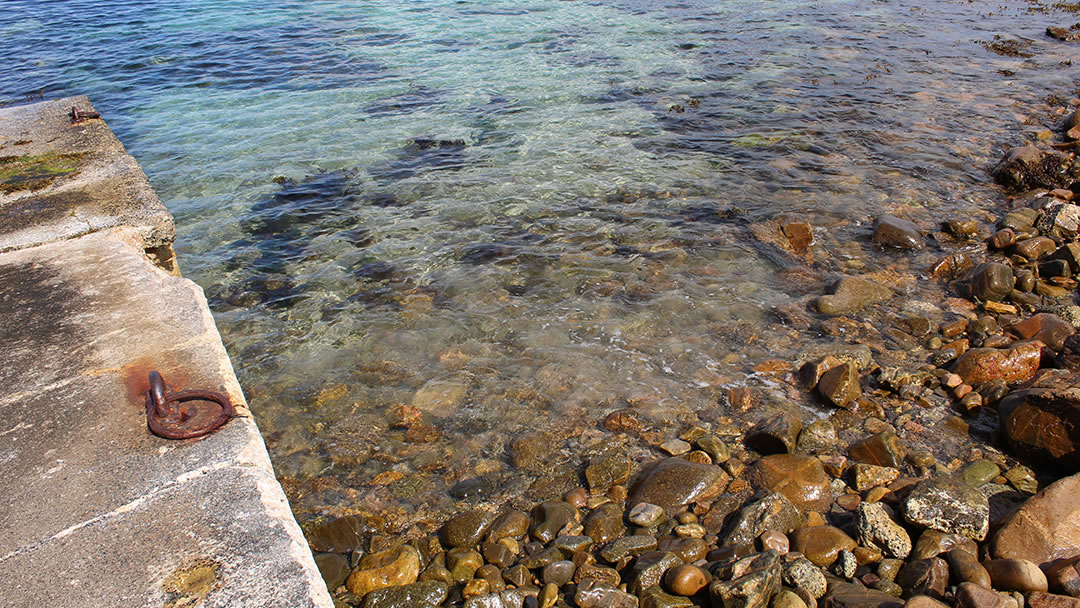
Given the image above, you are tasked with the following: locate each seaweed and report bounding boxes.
[0,152,84,194]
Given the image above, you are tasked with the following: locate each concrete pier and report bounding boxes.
[0,97,333,607]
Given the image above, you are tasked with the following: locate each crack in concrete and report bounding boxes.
[0,460,244,565]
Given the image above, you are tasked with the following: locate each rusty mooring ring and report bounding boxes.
[146,371,236,440]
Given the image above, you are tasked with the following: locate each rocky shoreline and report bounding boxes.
[301,46,1080,608]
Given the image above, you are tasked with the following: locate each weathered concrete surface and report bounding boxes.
[0,96,174,260]
[0,99,332,607]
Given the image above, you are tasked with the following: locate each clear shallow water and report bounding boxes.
[2,0,1078,530]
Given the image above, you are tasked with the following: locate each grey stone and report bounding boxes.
[783,557,828,599]
[902,476,990,540]
[723,493,803,548]
[856,502,912,559]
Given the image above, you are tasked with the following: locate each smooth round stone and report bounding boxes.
[586,450,631,492]
[904,595,948,608]
[481,542,514,568]
[760,530,790,554]
[791,526,858,567]
[361,581,449,608]
[675,523,706,538]
[912,529,978,560]
[815,276,893,315]
[895,557,949,599]
[664,564,710,596]
[878,559,904,582]
[659,537,709,563]
[773,589,809,608]
[502,564,531,588]
[462,578,489,598]
[629,503,666,527]
[530,501,578,544]
[945,548,991,588]
[475,564,504,593]
[970,262,1016,302]
[749,454,834,512]
[983,558,1049,592]
[418,565,452,585]
[873,215,923,249]
[696,434,731,463]
[542,560,576,587]
[583,503,625,544]
[345,544,421,597]
[443,509,496,548]
[487,510,530,542]
[565,487,588,508]
[961,459,1001,487]
[446,548,484,582]
[874,581,903,598]
[956,582,1019,608]
[629,458,730,516]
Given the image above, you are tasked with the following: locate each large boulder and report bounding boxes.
[999,369,1080,471]
[993,472,1080,566]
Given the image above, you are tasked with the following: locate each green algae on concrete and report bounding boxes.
[0,151,85,193]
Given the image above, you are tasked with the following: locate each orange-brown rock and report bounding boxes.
[993,472,1080,566]
[345,544,421,597]
[790,525,857,567]
[952,341,1043,385]
[749,454,834,512]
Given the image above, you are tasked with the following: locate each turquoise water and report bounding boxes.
[2,0,1078,528]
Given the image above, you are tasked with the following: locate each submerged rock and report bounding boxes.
[816,276,893,316]
[873,215,923,249]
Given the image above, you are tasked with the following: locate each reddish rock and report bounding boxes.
[603,408,646,433]
[750,454,834,512]
[1029,592,1080,608]
[1008,314,1077,352]
[998,369,1080,471]
[951,341,1043,385]
[993,472,1080,566]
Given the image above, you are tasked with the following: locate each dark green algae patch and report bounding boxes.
[0,152,85,194]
